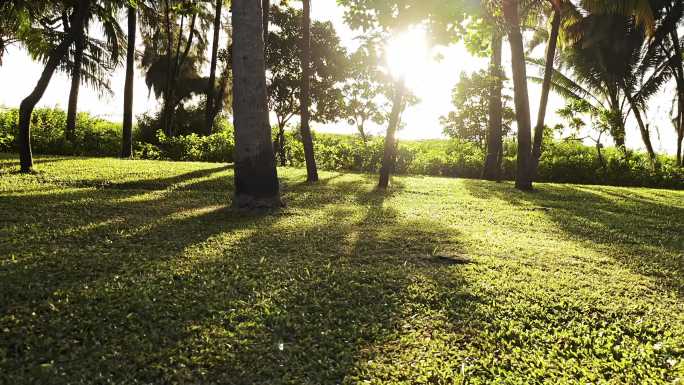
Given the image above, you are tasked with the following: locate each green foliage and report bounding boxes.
[0,107,122,156]
[0,155,682,383]
[266,5,349,128]
[154,125,234,163]
[440,69,514,148]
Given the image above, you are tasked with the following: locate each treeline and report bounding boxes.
[1,108,681,189]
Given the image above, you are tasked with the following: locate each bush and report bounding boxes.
[0,107,681,189]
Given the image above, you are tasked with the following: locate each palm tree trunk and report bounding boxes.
[205,0,223,136]
[65,0,89,142]
[278,123,286,166]
[231,0,280,209]
[531,8,561,177]
[262,0,270,40]
[300,0,319,182]
[502,0,533,191]
[625,92,657,164]
[378,81,405,189]
[482,33,503,181]
[677,126,683,167]
[121,4,136,159]
[162,0,174,136]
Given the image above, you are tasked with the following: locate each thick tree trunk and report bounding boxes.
[231,0,280,209]
[121,5,136,159]
[300,0,319,182]
[205,0,223,136]
[625,92,657,165]
[482,33,503,181]
[65,0,89,142]
[18,41,77,171]
[531,9,561,177]
[378,82,405,189]
[502,0,533,191]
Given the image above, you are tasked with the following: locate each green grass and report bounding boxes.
[1,153,683,384]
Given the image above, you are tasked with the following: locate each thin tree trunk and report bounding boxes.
[65,0,89,142]
[262,0,270,41]
[162,0,174,136]
[18,38,79,171]
[231,0,280,209]
[482,33,503,181]
[531,8,561,177]
[677,128,683,167]
[278,123,286,166]
[378,81,405,189]
[502,0,533,190]
[300,0,318,182]
[121,4,136,159]
[625,92,657,164]
[205,0,223,136]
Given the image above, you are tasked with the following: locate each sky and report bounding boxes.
[0,0,679,154]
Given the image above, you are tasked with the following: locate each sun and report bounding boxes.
[385,26,430,87]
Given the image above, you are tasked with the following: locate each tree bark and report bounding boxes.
[162,0,174,136]
[300,0,319,182]
[378,81,405,189]
[278,123,286,166]
[231,0,280,209]
[502,0,533,190]
[18,38,79,171]
[65,0,89,142]
[262,0,270,41]
[121,4,136,159]
[482,33,503,181]
[205,0,223,136]
[531,8,561,177]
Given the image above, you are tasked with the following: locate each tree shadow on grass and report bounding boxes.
[461,179,684,295]
[0,168,477,384]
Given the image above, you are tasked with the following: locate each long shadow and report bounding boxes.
[0,167,476,384]
[461,179,684,295]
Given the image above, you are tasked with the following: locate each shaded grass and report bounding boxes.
[0,154,683,384]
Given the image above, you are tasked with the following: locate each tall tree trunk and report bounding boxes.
[300,0,319,182]
[482,33,503,181]
[231,0,280,209]
[502,0,533,190]
[162,0,174,136]
[625,92,657,165]
[18,26,82,171]
[65,0,89,142]
[378,82,405,189]
[278,123,286,166]
[262,0,270,40]
[121,4,136,159]
[677,126,683,167]
[531,8,561,177]
[205,0,223,136]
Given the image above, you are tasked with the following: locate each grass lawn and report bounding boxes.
[1,154,683,384]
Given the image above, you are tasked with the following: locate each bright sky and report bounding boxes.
[0,0,678,154]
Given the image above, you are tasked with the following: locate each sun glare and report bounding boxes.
[385,27,430,86]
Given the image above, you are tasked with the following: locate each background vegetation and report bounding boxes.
[1,107,681,189]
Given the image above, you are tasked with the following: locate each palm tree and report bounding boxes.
[65,0,90,142]
[501,0,534,190]
[121,2,136,158]
[482,32,504,181]
[204,0,223,135]
[231,0,280,208]
[530,0,562,176]
[300,0,319,182]
[16,0,86,172]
